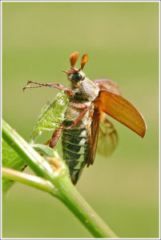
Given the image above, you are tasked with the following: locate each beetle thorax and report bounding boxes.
[71,77,100,102]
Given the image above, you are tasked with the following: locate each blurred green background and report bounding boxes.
[2,2,159,238]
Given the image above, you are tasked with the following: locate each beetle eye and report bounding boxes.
[68,71,85,82]
[70,72,83,81]
[76,73,82,80]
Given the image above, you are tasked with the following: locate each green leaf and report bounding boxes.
[2,139,26,193]
[30,92,69,141]
[31,143,59,157]
[2,119,118,238]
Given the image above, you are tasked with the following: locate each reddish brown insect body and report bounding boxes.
[24,52,147,184]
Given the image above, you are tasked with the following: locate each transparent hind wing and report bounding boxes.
[94,78,121,95]
[97,115,118,157]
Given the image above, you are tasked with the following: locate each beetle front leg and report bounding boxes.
[60,106,89,130]
[45,128,62,148]
[23,81,73,96]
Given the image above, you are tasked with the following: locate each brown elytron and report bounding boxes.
[24,52,147,184]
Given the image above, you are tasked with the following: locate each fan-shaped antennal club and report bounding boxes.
[70,52,79,68]
[79,54,89,71]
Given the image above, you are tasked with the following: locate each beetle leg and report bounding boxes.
[60,106,89,130]
[69,102,88,109]
[45,128,62,148]
[23,81,73,96]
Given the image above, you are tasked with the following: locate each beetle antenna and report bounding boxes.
[62,70,69,75]
[70,52,79,68]
[78,54,89,71]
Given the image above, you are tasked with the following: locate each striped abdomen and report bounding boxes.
[62,126,89,184]
[62,102,92,184]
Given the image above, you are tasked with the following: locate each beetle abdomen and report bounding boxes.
[62,126,89,184]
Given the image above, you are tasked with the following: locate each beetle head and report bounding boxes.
[63,52,89,83]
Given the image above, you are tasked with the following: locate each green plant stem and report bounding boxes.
[2,119,66,185]
[2,167,56,194]
[2,119,118,238]
[2,166,117,238]
[57,177,118,238]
